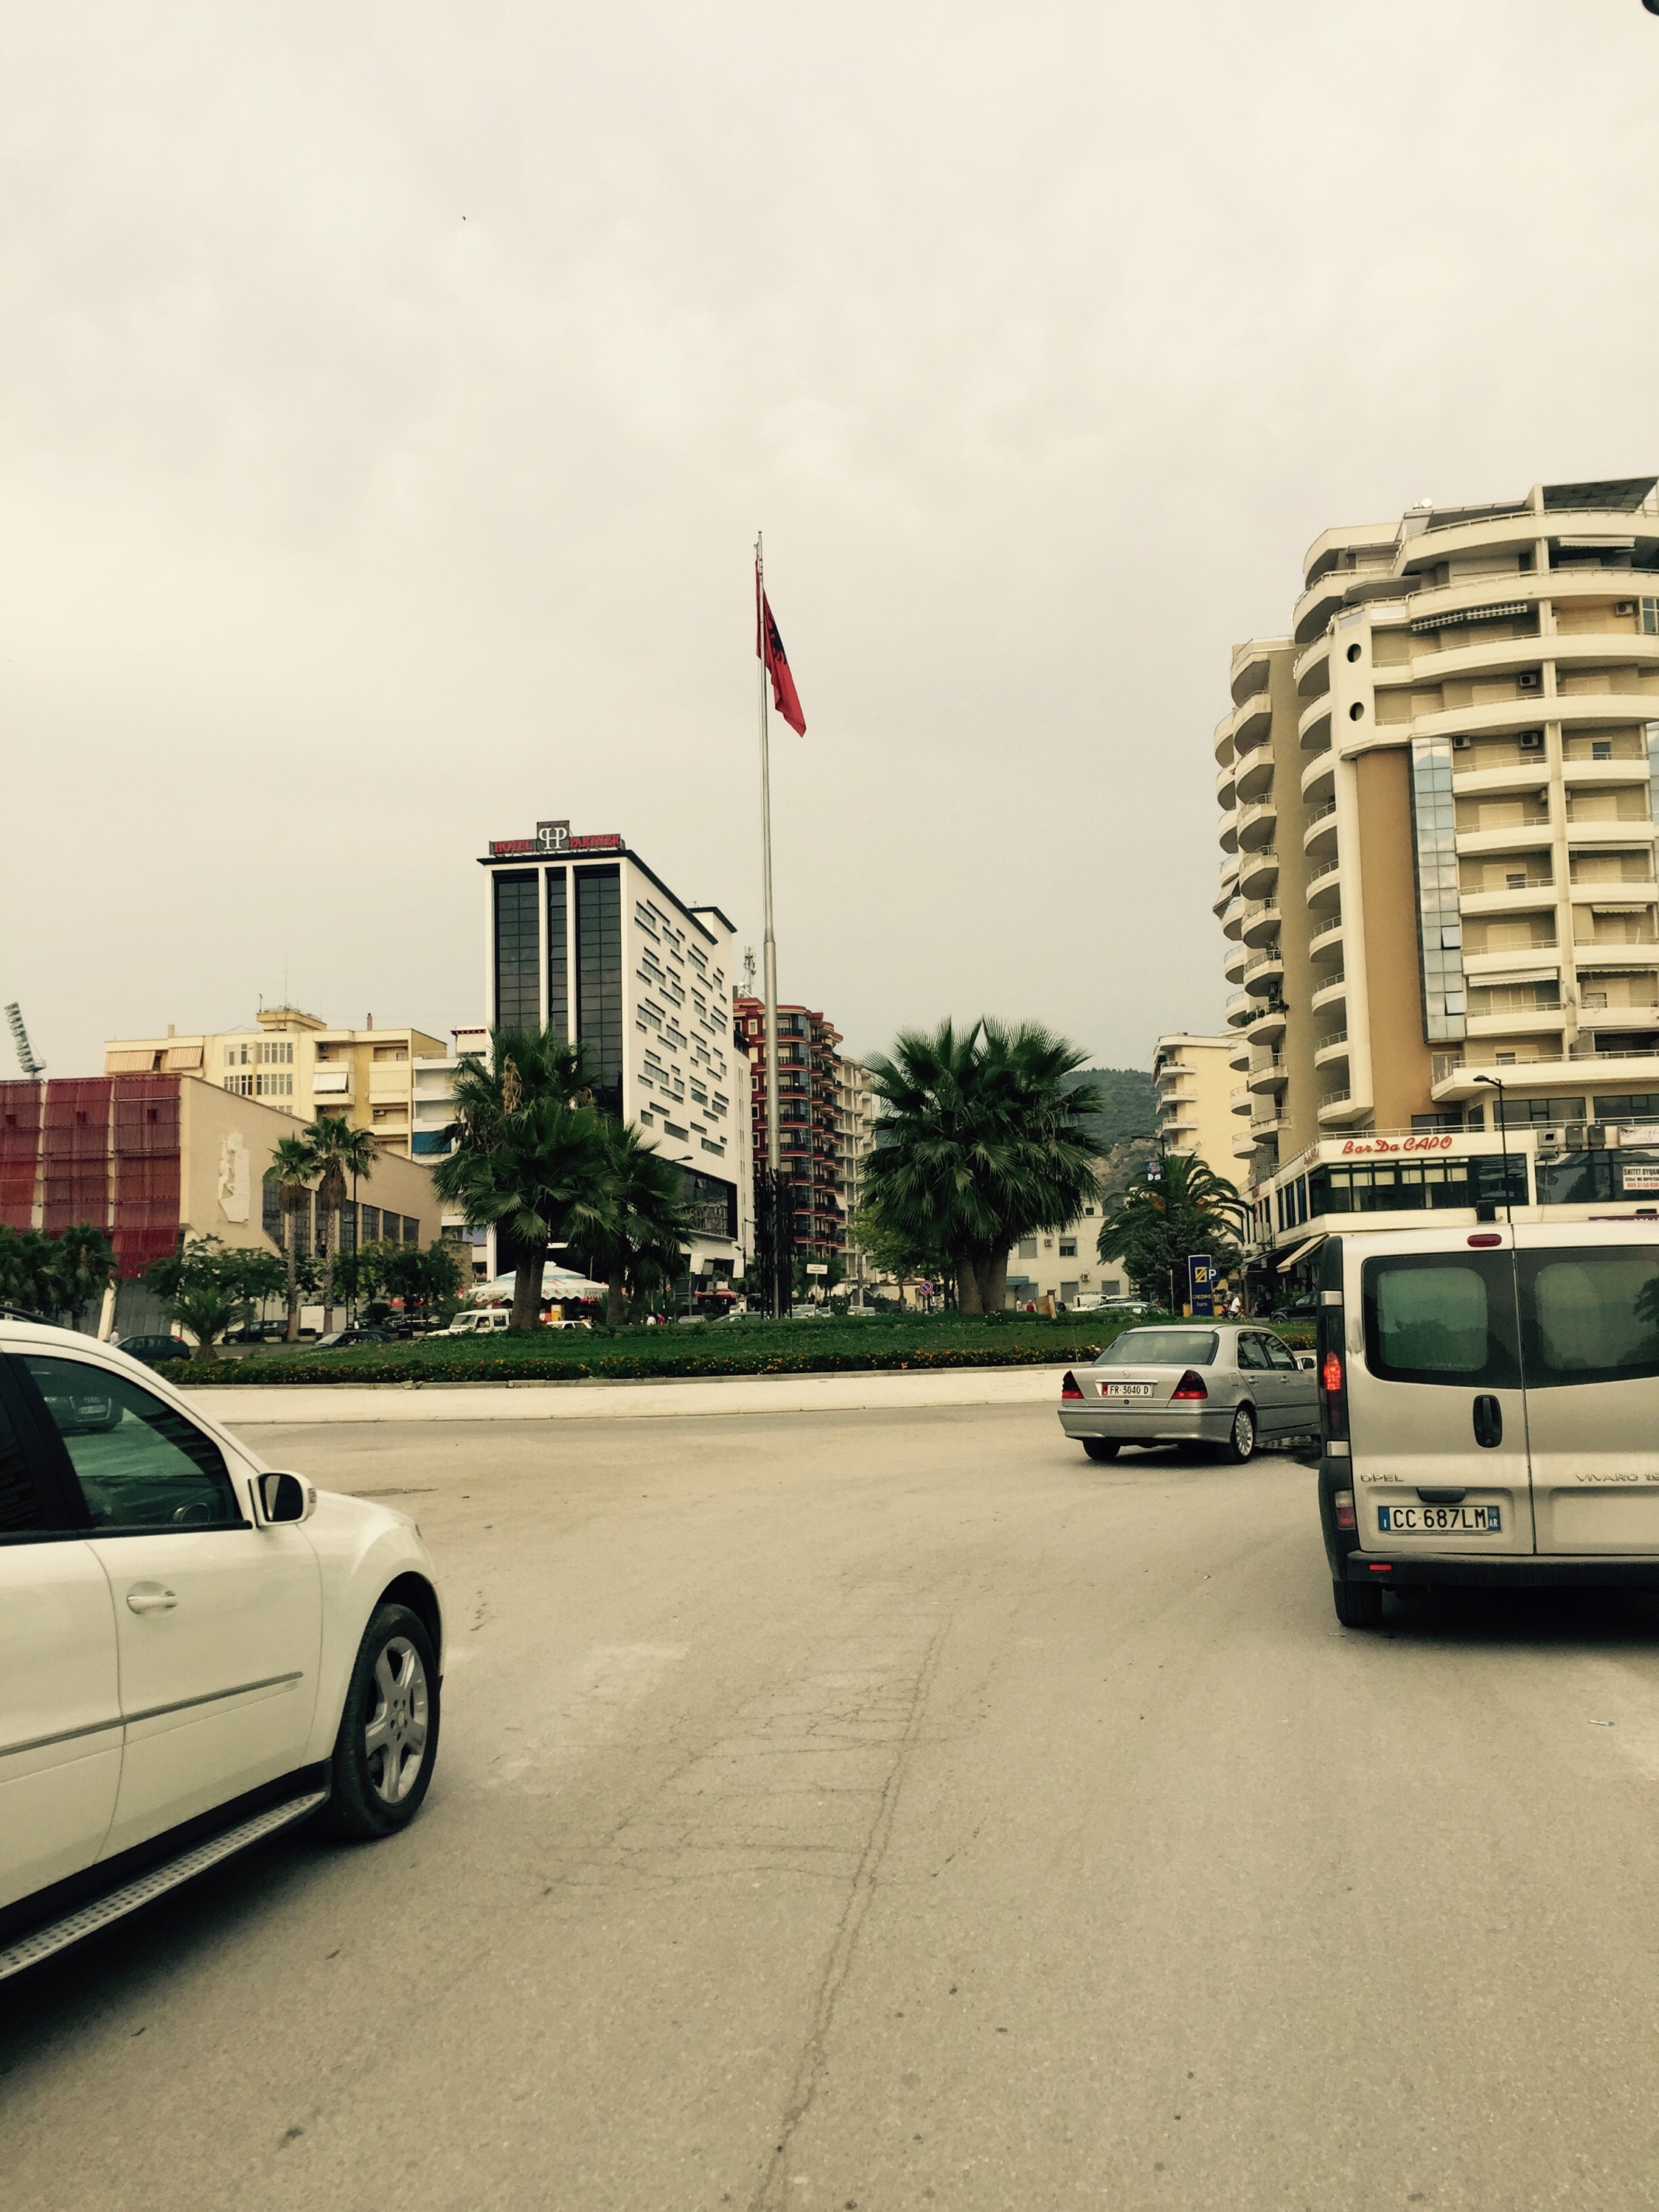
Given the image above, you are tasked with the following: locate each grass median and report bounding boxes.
[182,1312,1163,1386]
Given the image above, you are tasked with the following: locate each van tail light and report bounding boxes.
[1061,1370,1083,1401]
[1334,1488,1356,1531]
[1318,1300,1349,1445]
[1170,1369,1208,1402]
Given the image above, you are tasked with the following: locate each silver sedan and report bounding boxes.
[1057,1321,1317,1464]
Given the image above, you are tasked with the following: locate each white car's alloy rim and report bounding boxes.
[364,1636,429,1804]
[1234,1408,1253,1457]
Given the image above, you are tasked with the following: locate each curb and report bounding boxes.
[189,1364,1077,1427]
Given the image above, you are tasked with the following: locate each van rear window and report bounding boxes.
[1362,1253,1520,1388]
[1520,1247,1659,1388]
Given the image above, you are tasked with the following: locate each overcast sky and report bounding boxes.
[4,1,1658,1077]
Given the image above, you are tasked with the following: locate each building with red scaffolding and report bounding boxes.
[732,998,847,1269]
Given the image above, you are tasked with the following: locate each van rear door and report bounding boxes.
[1514,1231,1659,1555]
[1349,1235,1535,1557]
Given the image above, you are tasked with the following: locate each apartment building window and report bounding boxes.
[493,872,540,1028]
[546,869,569,1043]
[1596,1093,1659,1122]
[1642,599,1659,635]
[576,865,623,1113]
[1646,723,1659,824]
[1409,737,1469,1043]
[1059,1238,1078,1258]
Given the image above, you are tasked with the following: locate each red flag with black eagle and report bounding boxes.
[757,568,807,736]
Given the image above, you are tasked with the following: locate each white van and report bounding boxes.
[1317,1220,1659,1627]
[445,1309,511,1336]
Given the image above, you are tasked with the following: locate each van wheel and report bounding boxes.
[1221,1405,1256,1463]
[1082,1439,1119,1463]
[1332,1579,1385,1629]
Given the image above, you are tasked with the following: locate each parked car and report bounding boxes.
[1058,1321,1317,1464]
[0,1315,443,1980]
[312,1328,394,1350]
[116,1334,192,1368]
[1317,1220,1659,1628]
[445,1309,511,1336]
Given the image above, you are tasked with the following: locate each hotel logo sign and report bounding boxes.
[487,820,625,859]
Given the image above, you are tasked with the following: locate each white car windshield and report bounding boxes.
[1096,1329,1220,1368]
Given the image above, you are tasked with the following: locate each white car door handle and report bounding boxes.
[126,1583,178,1615]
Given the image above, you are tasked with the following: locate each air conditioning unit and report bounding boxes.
[1453,734,1472,751]
[1563,1122,1588,1150]
[1535,1128,1565,1158]
[1519,730,1545,751]
[1617,600,1637,617]
[1518,670,1543,692]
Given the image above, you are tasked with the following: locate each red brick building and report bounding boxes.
[732,998,846,1265]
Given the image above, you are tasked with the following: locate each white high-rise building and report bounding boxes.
[478,818,752,1289]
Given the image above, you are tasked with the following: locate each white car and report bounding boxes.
[0,1317,444,1980]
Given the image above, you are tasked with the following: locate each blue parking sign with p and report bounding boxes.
[1188,1255,1217,1317]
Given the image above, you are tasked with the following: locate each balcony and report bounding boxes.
[1237,796,1278,850]
[1220,896,1245,942]
[1317,1091,1364,1124]
[1234,692,1273,752]
[1218,807,1239,855]
[1230,1085,1252,1116]
[1231,1127,1259,1161]
[1214,716,1237,769]
[1463,945,1559,980]
[1231,641,1279,706]
[1223,943,1249,986]
[1298,696,1333,751]
[1565,813,1656,846]
[1310,970,1346,1013]
[1305,856,1343,908]
[1422,690,1659,751]
[1241,898,1281,948]
[1237,846,1279,900]
[1243,1001,1287,1046]
[1225,990,1254,1026]
[1310,914,1345,961]
[1301,750,1337,803]
[1216,758,1237,810]
[1235,748,1275,804]
[1314,1030,1350,1068]
[1456,818,1554,858]
[1459,883,1556,919]
[1228,1034,1252,1072]
[1303,799,1339,855]
[1244,946,1286,995]
[1248,1110,1288,1142]
[1294,632,1332,695]
[1248,1054,1287,1094]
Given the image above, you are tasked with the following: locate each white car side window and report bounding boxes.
[22,1357,240,1531]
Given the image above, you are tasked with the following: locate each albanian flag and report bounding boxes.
[757,568,807,736]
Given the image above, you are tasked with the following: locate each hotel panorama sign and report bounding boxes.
[487,820,625,859]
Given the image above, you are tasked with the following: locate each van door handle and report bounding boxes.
[1472,1396,1503,1450]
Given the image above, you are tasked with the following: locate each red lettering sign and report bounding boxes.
[488,838,536,855]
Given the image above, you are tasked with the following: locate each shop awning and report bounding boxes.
[1276,1233,1327,1273]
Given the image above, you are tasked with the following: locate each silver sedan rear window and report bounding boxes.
[1095,1329,1220,1368]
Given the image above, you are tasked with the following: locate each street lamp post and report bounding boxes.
[1472,1074,1512,1222]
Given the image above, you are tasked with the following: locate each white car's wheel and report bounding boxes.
[319,1602,439,1840]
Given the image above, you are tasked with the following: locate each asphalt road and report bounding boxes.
[7,1405,1659,2211]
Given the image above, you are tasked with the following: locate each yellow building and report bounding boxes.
[1151,1034,1236,1175]
[105,1007,448,1157]
[1215,473,1659,1266]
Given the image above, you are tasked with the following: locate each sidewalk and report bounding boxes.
[187,1364,1075,1426]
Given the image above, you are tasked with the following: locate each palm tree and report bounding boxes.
[862,1020,998,1312]
[432,1028,611,1331]
[863,1020,1105,1314]
[1096,1152,1246,1310]
[263,1135,319,1343]
[566,1120,695,1324]
[972,1021,1106,1313]
[306,1116,379,1333]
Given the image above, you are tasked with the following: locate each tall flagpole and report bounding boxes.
[756,532,783,1315]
